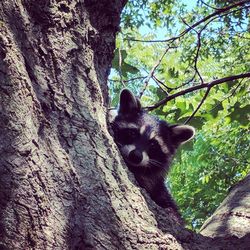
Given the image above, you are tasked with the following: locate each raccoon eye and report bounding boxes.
[149,140,159,150]
[148,140,162,154]
[116,128,139,144]
[128,129,138,139]
[148,140,166,162]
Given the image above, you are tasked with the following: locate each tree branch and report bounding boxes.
[152,75,173,92]
[139,43,176,98]
[199,0,220,10]
[125,0,250,43]
[180,17,204,84]
[118,48,126,88]
[109,76,147,83]
[184,87,211,124]
[146,72,250,111]
[208,79,246,114]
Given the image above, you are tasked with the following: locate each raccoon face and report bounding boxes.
[111,89,195,171]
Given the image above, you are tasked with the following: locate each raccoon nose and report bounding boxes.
[129,150,143,164]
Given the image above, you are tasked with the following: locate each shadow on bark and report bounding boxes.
[0,155,13,250]
[200,174,250,239]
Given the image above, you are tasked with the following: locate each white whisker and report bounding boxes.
[149,159,164,169]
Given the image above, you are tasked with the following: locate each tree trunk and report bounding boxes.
[0,1,249,249]
[200,174,250,238]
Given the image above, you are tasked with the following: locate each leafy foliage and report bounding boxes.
[169,121,250,230]
[109,0,250,230]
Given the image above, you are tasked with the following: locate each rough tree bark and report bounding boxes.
[0,1,249,249]
[200,174,250,238]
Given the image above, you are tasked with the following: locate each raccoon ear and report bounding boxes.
[170,125,195,145]
[118,89,142,115]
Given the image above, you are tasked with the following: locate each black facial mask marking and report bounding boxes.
[110,89,195,216]
[147,140,166,163]
[115,128,140,145]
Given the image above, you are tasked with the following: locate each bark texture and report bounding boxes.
[200,174,250,238]
[0,1,249,249]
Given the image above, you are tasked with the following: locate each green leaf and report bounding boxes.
[210,103,224,118]
[228,103,250,126]
[111,49,140,77]
[177,116,205,130]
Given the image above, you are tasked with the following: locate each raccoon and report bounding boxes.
[110,89,195,212]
